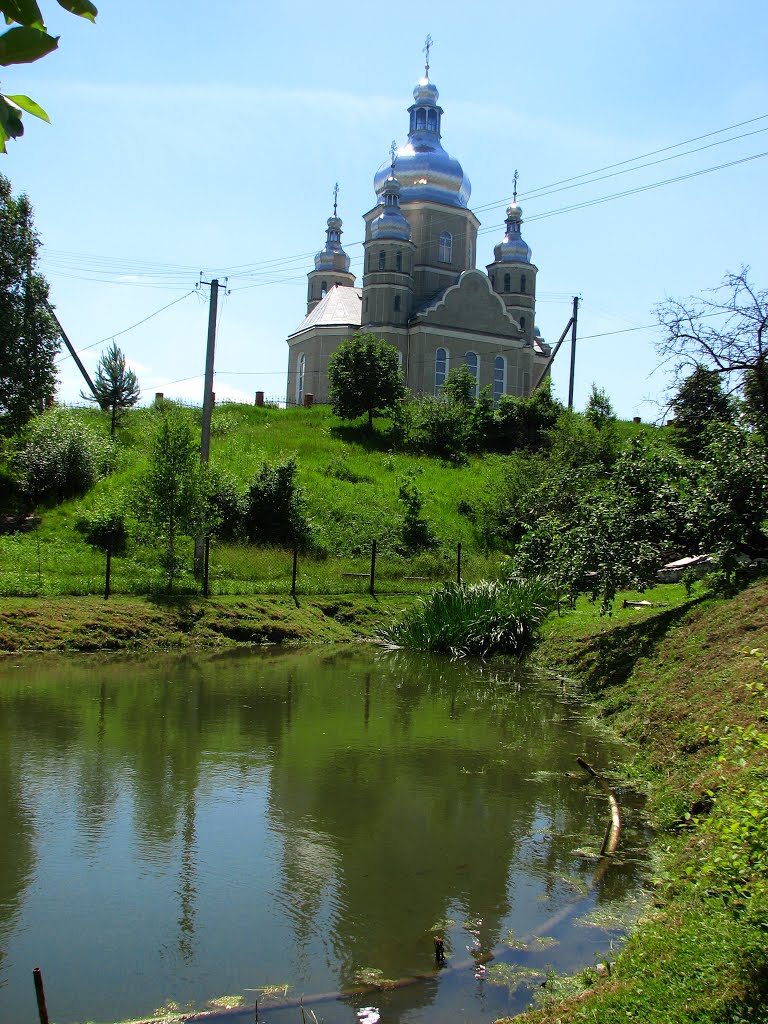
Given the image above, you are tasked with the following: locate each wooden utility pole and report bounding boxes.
[195,277,220,575]
[567,295,579,411]
[45,301,98,400]
[199,278,219,465]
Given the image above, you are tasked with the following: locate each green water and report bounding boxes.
[0,646,649,1024]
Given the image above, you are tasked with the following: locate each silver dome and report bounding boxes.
[370,174,412,241]
[372,74,471,209]
[493,204,532,264]
[314,214,351,272]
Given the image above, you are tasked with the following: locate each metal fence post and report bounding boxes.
[104,542,112,600]
[203,536,210,597]
[291,545,298,597]
[370,539,377,596]
[457,541,462,586]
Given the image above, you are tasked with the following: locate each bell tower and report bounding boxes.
[306,183,356,314]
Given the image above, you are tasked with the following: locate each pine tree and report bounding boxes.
[83,341,141,435]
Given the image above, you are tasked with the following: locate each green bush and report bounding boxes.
[17,408,115,504]
[401,394,470,460]
[397,473,438,552]
[75,497,128,553]
[378,577,554,657]
[207,466,244,540]
[243,456,312,549]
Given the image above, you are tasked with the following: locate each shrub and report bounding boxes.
[17,408,115,504]
[207,466,244,540]
[243,456,312,548]
[401,394,470,460]
[398,473,438,552]
[75,496,128,553]
[378,577,554,657]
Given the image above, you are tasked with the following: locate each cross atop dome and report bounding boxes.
[423,33,433,77]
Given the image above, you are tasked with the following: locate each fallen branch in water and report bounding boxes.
[576,755,622,856]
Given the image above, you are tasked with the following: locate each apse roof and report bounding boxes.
[289,286,362,336]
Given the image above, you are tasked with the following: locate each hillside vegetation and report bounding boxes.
[6,387,763,606]
[508,581,768,1024]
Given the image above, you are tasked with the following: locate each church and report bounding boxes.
[286,56,550,406]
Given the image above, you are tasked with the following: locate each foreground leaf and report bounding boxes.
[55,0,96,21]
[6,92,49,120]
[0,24,58,64]
[1,0,45,29]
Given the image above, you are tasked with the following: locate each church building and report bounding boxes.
[286,59,550,406]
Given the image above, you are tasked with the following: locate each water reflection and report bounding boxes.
[0,647,648,1024]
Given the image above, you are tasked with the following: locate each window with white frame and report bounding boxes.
[494,355,506,405]
[435,347,449,394]
[464,351,480,397]
[296,353,305,404]
[438,231,452,264]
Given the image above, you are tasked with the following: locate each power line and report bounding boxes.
[473,112,768,212]
[56,290,197,364]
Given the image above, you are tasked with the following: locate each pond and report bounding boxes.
[0,646,650,1024]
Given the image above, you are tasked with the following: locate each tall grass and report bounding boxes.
[378,577,554,657]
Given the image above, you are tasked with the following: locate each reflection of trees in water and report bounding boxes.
[0,732,36,978]
[264,650,647,990]
[0,646,648,1010]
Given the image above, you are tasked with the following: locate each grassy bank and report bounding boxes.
[508,578,768,1024]
[0,593,414,652]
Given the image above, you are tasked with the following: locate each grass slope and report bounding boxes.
[509,579,768,1024]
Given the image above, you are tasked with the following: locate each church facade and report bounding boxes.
[286,65,550,406]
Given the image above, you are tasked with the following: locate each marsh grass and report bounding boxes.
[378,577,554,657]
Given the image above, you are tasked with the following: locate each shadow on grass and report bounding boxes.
[329,422,397,452]
[567,598,709,692]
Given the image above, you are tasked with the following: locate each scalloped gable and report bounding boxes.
[413,270,522,336]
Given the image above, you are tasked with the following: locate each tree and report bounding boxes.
[584,383,615,430]
[242,456,312,549]
[1,0,97,152]
[83,342,141,435]
[655,268,768,416]
[0,173,59,433]
[138,406,206,591]
[670,365,733,457]
[328,332,406,429]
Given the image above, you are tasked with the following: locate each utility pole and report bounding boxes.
[567,295,579,411]
[195,276,223,575]
[45,301,98,400]
[199,277,220,465]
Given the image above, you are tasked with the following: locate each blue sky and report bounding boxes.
[3,0,767,419]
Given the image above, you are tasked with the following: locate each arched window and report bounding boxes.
[416,108,426,130]
[520,315,526,332]
[395,251,402,272]
[296,353,305,405]
[364,296,369,313]
[378,250,386,271]
[394,295,401,312]
[520,273,527,293]
[435,347,449,394]
[321,281,327,298]
[494,355,506,405]
[427,109,437,132]
[438,231,452,264]
[503,272,511,292]
[464,351,480,397]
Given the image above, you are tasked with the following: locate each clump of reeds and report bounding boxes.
[378,577,553,657]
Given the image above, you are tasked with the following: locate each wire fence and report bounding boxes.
[0,529,500,599]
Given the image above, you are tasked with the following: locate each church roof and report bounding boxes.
[289,285,362,336]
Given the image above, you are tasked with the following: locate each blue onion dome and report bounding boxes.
[494,203,532,263]
[314,214,351,272]
[373,73,471,209]
[370,173,412,241]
